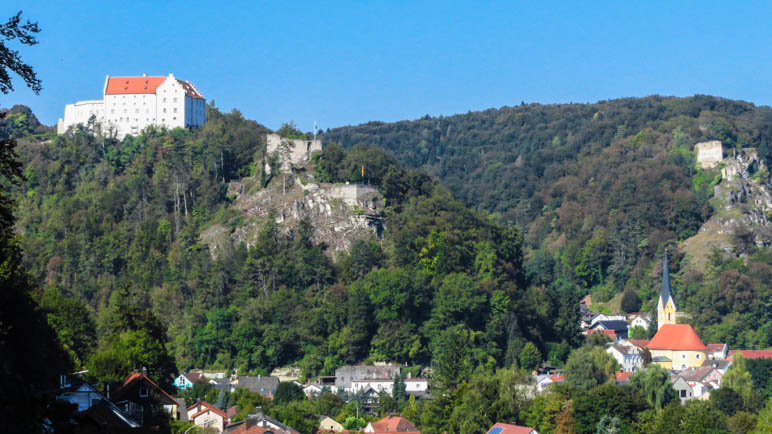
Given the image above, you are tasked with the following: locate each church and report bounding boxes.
[646,253,708,370]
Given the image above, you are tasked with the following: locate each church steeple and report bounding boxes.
[657,251,677,330]
[661,252,672,304]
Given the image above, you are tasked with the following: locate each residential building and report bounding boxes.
[319,416,344,432]
[657,254,678,330]
[188,401,227,433]
[174,372,203,390]
[405,377,429,394]
[671,376,695,404]
[110,369,179,427]
[335,364,400,391]
[606,345,643,371]
[231,376,279,397]
[226,410,299,434]
[364,415,418,433]
[707,343,729,360]
[58,73,205,137]
[589,320,629,340]
[486,422,539,434]
[629,313,652,330]
[303,383,324,398]
[647,324,708,370]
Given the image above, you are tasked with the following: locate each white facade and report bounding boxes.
[405,378,429,393]
[58,73,205,137]
[350,378,393,394]
[631,315,651,330]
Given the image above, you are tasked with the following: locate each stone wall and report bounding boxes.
[265,133,322,173]
[695,141,723,169]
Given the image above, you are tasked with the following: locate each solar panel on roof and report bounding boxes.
[489,427,504,434]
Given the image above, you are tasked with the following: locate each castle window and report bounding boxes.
[163,108,167,113]
[174,97,177,103]
[682,354,686,359]
[696,354,700,359]
[173,108,177,113]
[163,98,166,102]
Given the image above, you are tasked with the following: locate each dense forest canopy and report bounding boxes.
[325,95,772,347]
[7,94,772,433]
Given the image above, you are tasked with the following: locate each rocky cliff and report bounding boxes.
[200,167,384,261]
[681,149,772,267]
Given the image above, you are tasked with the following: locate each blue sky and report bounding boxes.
[3,1,772,131]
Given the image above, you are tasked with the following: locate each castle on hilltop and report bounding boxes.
[57,73,206,137]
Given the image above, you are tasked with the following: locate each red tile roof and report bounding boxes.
[367,416,417,432]
[486,422,537,434]
[549,373,564,382]
[183,372,202,383]
[647,324,707,351]
[728,350,772,360]
[627,339,650,348]
[190,402,227,421]
[105,76,166,95]
[616,371,632,382]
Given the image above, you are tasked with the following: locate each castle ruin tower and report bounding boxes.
[657,253,678,330]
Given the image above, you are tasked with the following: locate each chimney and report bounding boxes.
[141,367,148,377]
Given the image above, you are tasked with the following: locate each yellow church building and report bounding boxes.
[647,254,707,370]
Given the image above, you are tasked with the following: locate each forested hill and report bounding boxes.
[324,95,772,347]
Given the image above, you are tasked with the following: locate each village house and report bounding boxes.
[606,344,643,372]
[188,400,227,433]
[707,343,729,360]
[486,422,539,434]
[173,372,202,390]
[589,320,629,340]
[231,376,280,397]
[335,364,401,391]
[318,416,344,432]
[226,410,300,434]
[110,368,179,428]
[364,415,419,433]
[628,313,652,330]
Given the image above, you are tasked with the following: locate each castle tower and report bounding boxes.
[657,253,677,330]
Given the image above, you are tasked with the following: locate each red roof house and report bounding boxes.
[486,422,539,434]
[364,415,418,433]
[727,350,772,360]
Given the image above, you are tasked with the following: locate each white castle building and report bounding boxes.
[57,73,205,137]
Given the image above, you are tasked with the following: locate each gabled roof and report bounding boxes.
[113,372,177,405]
[615,371,632,383]
[234,376,280,395]
[707,344,727,353]
[105,76,166,95]
[679,366,718,382]
[180,372,203,383]
[487,422,538,434]
[367,415,417,432]
[190,402,227,421]
[727,350,772,360]
[647,324,707,351]
[626,339,650,349]
[591,320,629,331]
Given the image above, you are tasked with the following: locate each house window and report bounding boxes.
[681,364,687,370]
[139,386,149,397]
[682,354,686,359]
[696,354,700,359]
[173,108,177,113]
[174,97,177,103]
[680,390,686,397]
[163,108,167,113]
[163,97,166,102]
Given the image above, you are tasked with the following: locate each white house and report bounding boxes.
[303,383,324,398]
[350,378,393,394]
[629,313,652,330]
[187,401,226,433]
[590,314,626,327]
[58,73,205,137]
[606,345,643,372]
[405,378,429,394]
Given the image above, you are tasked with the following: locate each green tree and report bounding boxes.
[724,355,754,404]
[679,400,728,434]
[620,290,642,313]
[628,364,677,410]
[711,387,744,417]
[0,12,42,94]
[571,383,648,434]
[518,342,542,371]
[727,411,757,434]
[563,346,619,391]
[274,381,304,405]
